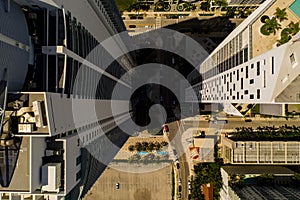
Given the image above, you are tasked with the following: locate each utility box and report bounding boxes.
[18,123,34,133]
[41,163,61,193]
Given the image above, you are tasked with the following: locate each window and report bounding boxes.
[250,94,254,99]
[271,56,275,74]
[244,47,248,62]
[251,63,254,69]
[246,66,249,78]
[241,78,243,89]
[250,79,254,84]
[76,170,81,181]
[244,90,248,94]
[290,53,296,64]
[257,61,260,76]
[257,89,260,99]
[76,155,82,165]
[263,70,266,88]
[237,69,239,81]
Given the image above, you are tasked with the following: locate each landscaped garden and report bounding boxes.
[259,7,300,46]
[190,163,222,200]
[229,125,300,141]
[116,0,256,16]
[128,141,168,152]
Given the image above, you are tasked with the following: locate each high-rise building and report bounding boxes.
[187,0,300,105]
[0,0,134,199]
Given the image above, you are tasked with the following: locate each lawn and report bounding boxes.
[114,0,136,12]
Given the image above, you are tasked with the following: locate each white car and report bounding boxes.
[116,182,120,189]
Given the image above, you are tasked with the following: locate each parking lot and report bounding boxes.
[84,164,173,200]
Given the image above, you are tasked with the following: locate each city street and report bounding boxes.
[167,121,191,200]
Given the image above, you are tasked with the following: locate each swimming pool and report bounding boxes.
[137,151,148,155]
[290,0,300,19]
[157,151,167,155]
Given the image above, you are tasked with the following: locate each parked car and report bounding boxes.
[116,182,120,189]
[188,180,192,190]
[177,192,181,198]
[163,124,169,132]
[244,118,252,122]
[175,160,180,169]
[199,130,205,138]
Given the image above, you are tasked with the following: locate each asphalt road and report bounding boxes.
[167,121,190,200]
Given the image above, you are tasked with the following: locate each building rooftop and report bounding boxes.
[222,165,295,176]
[234,185,300,200]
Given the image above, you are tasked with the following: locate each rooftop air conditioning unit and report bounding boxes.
[32,101,46,128]
[41,163,61,193]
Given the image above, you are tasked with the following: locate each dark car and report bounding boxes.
[245,118,252,122]
[199,131,205,138]
[163,124,169,132]
[175,160,180,169]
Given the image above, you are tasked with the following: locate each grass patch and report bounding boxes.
[115,0,136,12]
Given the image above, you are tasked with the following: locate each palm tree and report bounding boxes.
[261,17,281,35]
[289,21,300,35]
[274,7,288,22]
[128,145,135,152]
[154,0,164,12]
[200,0,210,12]
[215,0,228,8]
[277,27,292,46]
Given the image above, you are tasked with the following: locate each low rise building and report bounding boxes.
[220,165,300,200]
[191,137,215,162]
[220,134,300,165]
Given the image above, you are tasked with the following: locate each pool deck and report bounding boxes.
[113,132,168,160]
